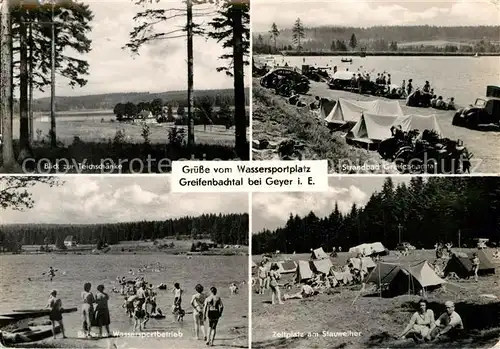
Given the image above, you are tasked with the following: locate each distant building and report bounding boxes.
[138,110,153,119]
[64,235,77,247]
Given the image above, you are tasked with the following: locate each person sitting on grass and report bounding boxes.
[398,299,435,342]
[283,284,318,300]
[428,301,464,341]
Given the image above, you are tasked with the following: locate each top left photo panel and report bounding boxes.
[0,0,250,174]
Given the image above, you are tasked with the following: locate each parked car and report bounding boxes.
[452,85,500,128]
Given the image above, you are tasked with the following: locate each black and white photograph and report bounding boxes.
[251,176,500,349]
[252,0,500,174]
[0,176,249,348]
[0,0,250,174]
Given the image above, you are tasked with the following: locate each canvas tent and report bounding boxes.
[296,260,314,283]
[349,242,387,256]
[310,259,333,275]
[349,257,377,271]
[319,98,336,120]
[276,260,297,274]
[366,261,445,297]
[325,98,404,125]
[348,113,442,143]
[444,250,496,278]
[311,247,329,260]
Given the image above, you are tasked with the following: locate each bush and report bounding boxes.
[168,127,186,148]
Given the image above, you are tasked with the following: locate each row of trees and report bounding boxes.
[253,22,500,53]
[28,89,249,112]
[252,177,500,254]
[0,213,249,251]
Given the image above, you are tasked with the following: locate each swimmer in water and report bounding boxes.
[48,267,56,281]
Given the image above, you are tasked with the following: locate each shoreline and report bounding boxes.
[259,51,500,57]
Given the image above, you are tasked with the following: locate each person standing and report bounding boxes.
[269,264,284,305]
[46,290,67,339]
[94,284,111,337]
[204,287,224,346]
[471,253,480,282]
[81,282,95,338]
[190,284,207,341]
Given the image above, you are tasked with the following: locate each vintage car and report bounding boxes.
[259,68,310,94]
[327,71,354,90]
[452,85,500,128]
[301,65,331,82]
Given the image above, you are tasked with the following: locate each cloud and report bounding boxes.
[251,0,500,32]
[0,176,248,224]
[252,182,369,233]
[35,0,250,97]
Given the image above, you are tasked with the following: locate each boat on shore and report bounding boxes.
[0,307,77,322]
[0,325,60,345]
[341,58,353,63]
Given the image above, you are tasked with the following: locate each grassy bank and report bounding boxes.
[277,51,500,57]
[252,80,386,173]
[252,250,500,349]
[0,139,247,174]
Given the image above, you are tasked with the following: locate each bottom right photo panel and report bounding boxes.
[251,176,499,349]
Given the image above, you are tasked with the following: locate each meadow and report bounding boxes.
[251,249,500,349]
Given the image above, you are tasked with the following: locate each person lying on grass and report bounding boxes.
[283,284,318,300]
[398,299,435,342]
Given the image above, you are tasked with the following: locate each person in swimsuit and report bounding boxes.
[471,253,480,282]
[398,299,435,342]
[81,282,95,338]
[172,282,184,321]
[133,300,147,331]
[46,290,67,339]
[48,267,56,281]
[190,284,207,341]
[204,287,224,346]
[94,284,111,337]
[269,264,284,305]
[257,262,267,295]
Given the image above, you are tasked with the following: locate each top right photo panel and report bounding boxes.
[252,0,500,175]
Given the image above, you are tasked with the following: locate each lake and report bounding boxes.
[261,55,500,107]
[0,254,248,346]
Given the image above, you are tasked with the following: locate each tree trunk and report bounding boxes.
[50,3,56,147]
[232,4,247,159]
[186,0,195,150]
[28,22,33,144]
[18,13,31,161]
[0,0,19,172]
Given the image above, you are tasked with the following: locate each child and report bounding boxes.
[172,283,184,322]
[46,290,67,339]
[133,301,146,331]
[122,296,135,318]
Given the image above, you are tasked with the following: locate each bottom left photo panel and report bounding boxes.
[0,176,249,349]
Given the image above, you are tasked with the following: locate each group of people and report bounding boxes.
[256,259,284,305]
[399,299,464,342]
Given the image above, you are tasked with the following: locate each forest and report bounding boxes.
[253,25,500,53]
[252,177,500,254]
[0,213,249,251]
[29,88,250,113]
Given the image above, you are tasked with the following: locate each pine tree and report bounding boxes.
[292,18,305,50]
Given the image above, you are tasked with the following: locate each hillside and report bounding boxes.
[254,25,500,52]
[30,88,250,112]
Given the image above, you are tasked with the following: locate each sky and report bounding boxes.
[0,176,248,224]
[252,0,500,32]
[33,0,250,98]
[252,176,410,233]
